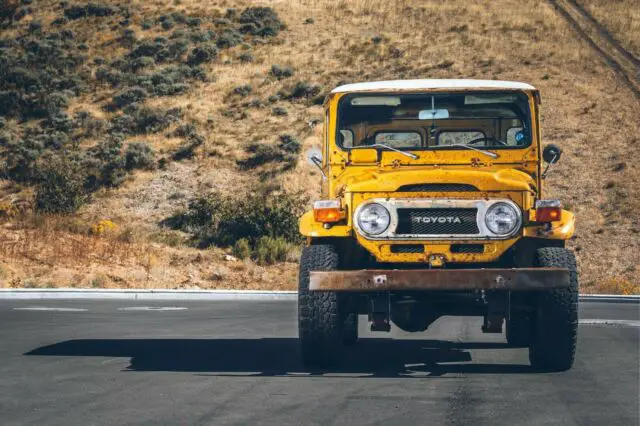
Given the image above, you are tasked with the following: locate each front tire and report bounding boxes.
[298,244,344,368]
[528,247,579,371]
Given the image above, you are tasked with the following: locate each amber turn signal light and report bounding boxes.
[535,200,562,223]
[313,200,344,223]
[536,207,561,222]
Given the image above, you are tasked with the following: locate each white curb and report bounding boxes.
[579,319,640,327]
[0,288,297,301]
[0,289,638,302]
[579,294,640,304]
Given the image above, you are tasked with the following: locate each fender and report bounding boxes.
[524,209,576,240]
[299,210,351,238]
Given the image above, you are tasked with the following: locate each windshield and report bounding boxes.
[337,92,532,151]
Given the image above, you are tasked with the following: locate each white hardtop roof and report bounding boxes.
[331,79,536,93]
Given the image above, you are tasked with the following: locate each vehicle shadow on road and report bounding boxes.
[26,338,535,377]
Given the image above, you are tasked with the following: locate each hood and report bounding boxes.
[344,168,536,193]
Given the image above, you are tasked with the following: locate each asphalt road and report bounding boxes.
[0,300,638,425]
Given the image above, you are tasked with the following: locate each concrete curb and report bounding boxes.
[0,289,297,301]
[0,289,638,303]
[579,294,640,304]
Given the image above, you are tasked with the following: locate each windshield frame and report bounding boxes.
[335,90,534,153]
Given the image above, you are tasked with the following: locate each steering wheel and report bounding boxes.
[467,136,508,146]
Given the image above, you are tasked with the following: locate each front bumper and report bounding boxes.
[309,268,569,292]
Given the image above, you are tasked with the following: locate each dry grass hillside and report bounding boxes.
[0,0,638,294]
[582,0,640,57]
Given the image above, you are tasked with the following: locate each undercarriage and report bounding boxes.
[298,242,579,372]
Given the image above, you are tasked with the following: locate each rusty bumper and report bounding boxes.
[309,268,569,292]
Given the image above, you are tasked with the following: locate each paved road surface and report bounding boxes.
[1,300,638,425]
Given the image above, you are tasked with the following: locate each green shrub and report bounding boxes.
[172,138,202,160]
[216,29,242,48]
[2,137,44,182]
[187,17,201,27]
[238,7,283,37]
[74,111,108,139]
[35,155,87,213]
[186,29,215,43]
[278,134,301,153]
[286,81,322,99]
[232,238,251,259]
[237,136,300,170]
[44,90,70,111]
[187,43,218,66]
[164,189,307,247]
[238,53,254,63]
[272,106,287,116]
[0,2,19,22]
[231,84,252,97]
[172,123,197,137]
[64,3,116,20]
[109,105,182,135]
[254,236,289,265]
[130,56,155,71]
[89,135,126,187]
[237,143,286,169]
[214,18,231,26]
[119,29,137,48]
[161,18,175,31]
[111,87,148,109]
[125,142,155,170]
[269,64,294,79]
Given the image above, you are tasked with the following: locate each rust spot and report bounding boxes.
[309,268,569,292]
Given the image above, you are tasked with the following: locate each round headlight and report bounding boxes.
[357,203,391,235]
[485,202,520,235]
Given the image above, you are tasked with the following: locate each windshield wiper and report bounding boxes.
[443,144,500,159]
[353,143,419,160]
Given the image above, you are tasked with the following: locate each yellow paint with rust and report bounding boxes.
[524,209,576,240]
[300,86,575,264]
[299,210,352,238]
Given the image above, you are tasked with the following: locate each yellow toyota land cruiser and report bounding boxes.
[298,79,578,371]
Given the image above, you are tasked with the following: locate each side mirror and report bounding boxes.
[543,144,562,164]
[306,148,326,179]
[306,147,322,164]
[541,144,562,179]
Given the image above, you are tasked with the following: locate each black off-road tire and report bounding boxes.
[298,244,344,368]
[529,247,579,371]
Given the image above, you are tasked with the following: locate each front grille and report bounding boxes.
[397,183,478,192]
[390,244,424,253]
[395,208,479,235]
[451,244,484,254]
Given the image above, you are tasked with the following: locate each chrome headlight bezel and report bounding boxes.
[484,201,522,237]
[353,198,522,240]
[356,202,391,236]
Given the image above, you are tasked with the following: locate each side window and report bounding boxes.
[437,130,485,146]
[506,127,525,145]
[339,130,354,148]
[374,132,422,148]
